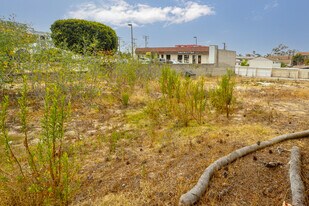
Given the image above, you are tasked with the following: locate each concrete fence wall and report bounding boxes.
[170,64,232,76]
[235,66,309,79]
[166,64,309,79]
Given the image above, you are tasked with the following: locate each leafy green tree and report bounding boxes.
[50,19,118,55]
[292,54,304,66]
[271,44,296,56]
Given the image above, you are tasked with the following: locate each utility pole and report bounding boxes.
[133,38,137,49]
[194,36,197,45]
[143,35,149,48]
[117,36,121,52]
[223,42,226,50]
[128,23,134,57]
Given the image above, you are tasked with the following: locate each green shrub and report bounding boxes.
[0,79,73,205]
[292,54,304,66]
[281,62,288,68]
[209,69,236,118]
[157,67,208,126]
[51,19,118,55]
[240,59,249,66]
[160,66,180,99]
[121,92,130,107]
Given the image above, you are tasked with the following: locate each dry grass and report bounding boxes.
[1,76,309,206]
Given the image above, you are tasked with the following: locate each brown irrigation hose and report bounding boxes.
[289,146,306,206]
[179,129,309,206]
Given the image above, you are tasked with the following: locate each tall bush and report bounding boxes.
[157,67,208,126]
[50,19,118,55]
[0,78,73,205]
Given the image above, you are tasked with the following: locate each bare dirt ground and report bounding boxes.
[4,77,309,206]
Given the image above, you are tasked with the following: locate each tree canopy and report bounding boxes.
[271,44,296,56]
[292,54,304,66]
[50,19,118,55]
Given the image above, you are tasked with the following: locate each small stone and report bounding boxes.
[65,130,77,137]
[148,172,156,179]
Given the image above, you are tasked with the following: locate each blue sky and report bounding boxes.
[1,0,309,55]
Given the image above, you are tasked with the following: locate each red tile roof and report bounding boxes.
[135,45,209,54]
[298,52,309,56]
[267,55,292,60]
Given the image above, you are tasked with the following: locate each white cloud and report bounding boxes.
[66,0,214,27]
[264,0,279,10]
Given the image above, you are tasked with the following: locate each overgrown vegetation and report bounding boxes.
[0,18,243,205]
[0,17,36,94]
[0,78,72,205]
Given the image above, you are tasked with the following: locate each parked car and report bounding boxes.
[139,57,151,64]
[166,60,180,64]
[158,58,166,63]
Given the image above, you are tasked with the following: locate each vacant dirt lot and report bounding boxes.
[3,77,309,206]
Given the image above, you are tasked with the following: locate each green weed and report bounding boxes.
[209,69,236,118]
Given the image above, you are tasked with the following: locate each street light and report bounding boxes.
[128,23,134,57]
[194,36,197,45]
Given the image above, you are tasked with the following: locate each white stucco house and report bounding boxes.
[235,57,283,77]
[248,57,281,69]
[135,45,236,68]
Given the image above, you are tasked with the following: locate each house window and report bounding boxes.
[184,55,189,63]
[166,54,171,60]
[192,55,196,64]
[161,54,164,58]
[178,55,183,63]
[198,55,201,64]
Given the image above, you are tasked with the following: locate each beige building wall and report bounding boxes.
[218,49,236,68]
